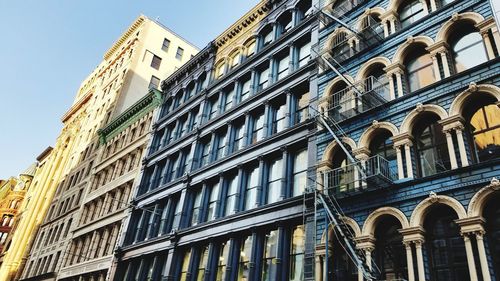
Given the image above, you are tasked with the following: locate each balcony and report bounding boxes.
[319,155,396,196]
[316,15,384,63]
[323,76,389,122]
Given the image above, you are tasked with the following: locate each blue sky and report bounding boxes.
[0,1,260,179]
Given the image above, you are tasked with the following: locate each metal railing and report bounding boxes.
[324,76,389,122]
[319,155,396,196]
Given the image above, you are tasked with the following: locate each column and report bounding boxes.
[234,166,244,213]
[463,234,479,281]
[431,54,442,81]
[289,43,296,72]
[389,17,397,34]
[404,143,414,178]
[255,157,265,208]
[242,112,251,147]
[455,126,469,167]
[113,189,122,211]
[98,229,110,257]
[263,102,271,137]
[439,51,451,78]
[404,242,415,281]
[280,148,288,200]
[284,91,292,129]
[444,130,458,169]
[198,98,208,126]
[429,0,437,12]
[315,255,323,281]
[395,145,405,179]
[395,71,404,98]
[415,241,425,281]
[250,68,257,95]
[214,174,224,220]
[388,74,396,100]
[382,20,390,37]
[475,232,491,281]
[187,139,199,172]
[480,31,496,60]
[224,122,233,156]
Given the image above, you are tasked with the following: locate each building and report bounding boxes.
[0,164,36,256]
[57,89,162,281]
[113,0,318,280]
[6,16,198,281]
[312,0,500,279]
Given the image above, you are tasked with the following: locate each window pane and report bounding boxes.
[453,32,488,73]
[407,53,434,92]
[238,236,253,280]
[262,230,278,281]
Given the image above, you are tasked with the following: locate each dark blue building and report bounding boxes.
[313,0,500,279]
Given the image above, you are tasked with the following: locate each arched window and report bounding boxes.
[260,25,274,49]
[373,216,407,280]
[464,95,500,163]
[424,205,469,280]
[449,25,488,73]
[360,14,384,38]
[363,63,390,100]
[405,46,435,92]
[328,226,357,281]
[328,145,356,194]
[329,81,352,121]
[398,0,426,29]
[230,51,241,69]
[276,11,293,37]
[330,31,352,61]
[369,130,397,172]
[484,195,500,277]
[412,114,450,177]
[296,0,313,22]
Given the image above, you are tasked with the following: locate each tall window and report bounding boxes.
[240,77,251,102]
[224,87,235,112]
[238,236,253,280]
[257,66,270,91]
[176,47,184,60]
[244,166,259,210]
[224,174,239,216]
[208,97,219,120]
[177,117,188,139]
[168,155,180,182]
[196,246,209,281]
[206,182,220,221]
[251,113,265,144]
[466,101,500,162]
[215,130,227,160]
[262,230,278,281]
[261,26,274,48]
[267,158,282,204]
[425,206,468,280]
[295,90,310,124]
[290,225,305,281]
[246,41,256,58]
[405,48,435,92]
[216,241,230,281]
[216,63,225,79]
[233,123,245,152]
[451,27,488,73]
[399,0,425,29]
[277,55,289,80]
[272,102,287,134]
[151,55,162,70]
[413,115,450,177]
[148,76,160,90]
[172,198,182,230]
[485,196,500,277]
[199,138,211,167]
[369,130,397,174]
[374,217,407,280]
[231,52,241,68]
[191,190,203,226]
[179,250,191,281]
[298,40,311,68]
[293,149,308,196]
[162,38,170,52]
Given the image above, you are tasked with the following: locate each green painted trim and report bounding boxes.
[98,89,163,144]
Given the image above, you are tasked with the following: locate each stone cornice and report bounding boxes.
[61,91,93,122]
[104,15,145,61]
[98,89,163,144]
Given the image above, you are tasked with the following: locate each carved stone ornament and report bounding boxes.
[416,103,424,112]
[468,82,478,92]
[372,120,379,128]
[406,36,414,44]
[489,177,500,191]
[429,191,439,203]
[451,12,459,22]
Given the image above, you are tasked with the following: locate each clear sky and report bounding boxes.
[0,0,261,179]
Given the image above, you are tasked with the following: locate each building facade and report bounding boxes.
[56,89,161,281]
[8,16,198,281]
[0,164,36,256]
[313,0,500,280]
[113,0,319,280]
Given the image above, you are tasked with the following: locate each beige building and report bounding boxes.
[0,15,197,281]
[57,89,161,281]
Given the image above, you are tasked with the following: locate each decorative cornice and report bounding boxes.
[98,89,163,144]
[61,90,93,122]
[104,16,145,61]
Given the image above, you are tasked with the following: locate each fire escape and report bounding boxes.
[303,0,399,280]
